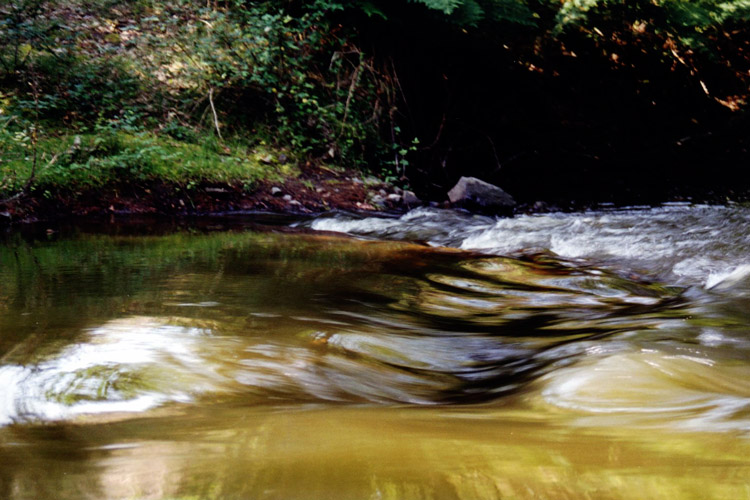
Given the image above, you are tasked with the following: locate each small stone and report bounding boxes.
[271,187,283,196]
[283,194,293,202]
[278,154,288,164]
[387,193,402,203]
[378,189,387,196]
[289,200,302,206]
[261,155,274,164]
[370,194,386,206]
[403,190,421,207]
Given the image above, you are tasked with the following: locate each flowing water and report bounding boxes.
[1,205,749,499]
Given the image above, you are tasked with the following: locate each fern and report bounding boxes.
[411,0,464,15]
[409,0,536,25]
[453,0,484,24]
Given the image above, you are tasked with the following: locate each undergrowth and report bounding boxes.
[0,0,403,201]
[0,115,285,197]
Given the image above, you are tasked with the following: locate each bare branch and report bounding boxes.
[208,87,223,141]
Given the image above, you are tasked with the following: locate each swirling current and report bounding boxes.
[0,204,749,499]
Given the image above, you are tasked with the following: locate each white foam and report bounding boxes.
[0,317,231,426]
[705,264,750,290]
[310,216,402,235]
[309,205,750,289]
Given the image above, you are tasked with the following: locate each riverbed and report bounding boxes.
[1,205,749,499]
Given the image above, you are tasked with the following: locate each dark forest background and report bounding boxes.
[2,0,749,205]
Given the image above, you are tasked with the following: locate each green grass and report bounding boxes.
[0,128,290,197]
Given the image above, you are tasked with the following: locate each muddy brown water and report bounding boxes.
[1,206,749,499]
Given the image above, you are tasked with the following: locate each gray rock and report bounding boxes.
[447,177,515,215]
[369,194,386,206]
[403,190,421,207]
[282,194,293,202]
[387,193,402,203]
[271,186,283,196]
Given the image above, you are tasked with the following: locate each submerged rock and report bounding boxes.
[447,176,515,215]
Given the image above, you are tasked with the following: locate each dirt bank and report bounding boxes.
[0,164,410,225]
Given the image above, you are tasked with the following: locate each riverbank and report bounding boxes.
[3,0,748,226]
[4,165,750,227]
[0,160,412,225]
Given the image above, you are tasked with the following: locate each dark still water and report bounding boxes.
[1,205,749,499]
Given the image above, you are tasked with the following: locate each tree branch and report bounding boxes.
[208,87,223,141]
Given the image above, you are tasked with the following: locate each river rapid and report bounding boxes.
[0,204,749,499]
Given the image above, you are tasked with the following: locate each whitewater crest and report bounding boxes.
[308,205,750,289]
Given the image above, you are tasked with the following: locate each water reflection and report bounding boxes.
[534,348,750,432]
[2,405,749,500]
[0,211,749,499]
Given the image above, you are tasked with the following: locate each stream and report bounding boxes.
[1,204,749,499]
